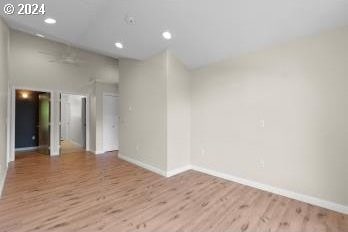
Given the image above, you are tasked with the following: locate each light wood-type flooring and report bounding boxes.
[60,140,85,154]
[0,151,347,232]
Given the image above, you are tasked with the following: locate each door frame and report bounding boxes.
[59,92,90,154]
[8,87,91,162]
[102,93,119,152]
[9,86,54,161]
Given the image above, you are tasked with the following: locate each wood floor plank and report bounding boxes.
[0,151,346,232]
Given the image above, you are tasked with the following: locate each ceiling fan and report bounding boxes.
[39,44,86,65]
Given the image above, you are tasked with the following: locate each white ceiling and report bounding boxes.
[1,0,348,69]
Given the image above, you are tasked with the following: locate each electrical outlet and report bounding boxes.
[201,148,206,155]
[135,144,140,152]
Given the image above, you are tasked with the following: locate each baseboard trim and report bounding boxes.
[118,154,167,177]
[191,165,348,215]
[166,165,192,177]
[67,139,83,148]
[114,153,347,214]
[0,168,8,197]
[93,150,105,155]
[15,146,38,152]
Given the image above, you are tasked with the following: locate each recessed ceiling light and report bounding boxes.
[44,18,56,24]
[162,31,172,40]
[36,33,45,38]
[115,42,123,49]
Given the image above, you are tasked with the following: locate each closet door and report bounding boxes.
[103,95,119,152]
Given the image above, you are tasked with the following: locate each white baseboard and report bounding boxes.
[15,146,38,152]
[191,165,348,215]
[118,154,167,177]
[113,153,348,214]
[90,150,105,155]
[166,165,192,177]
[0,168,8,197]
[67,139,83,148]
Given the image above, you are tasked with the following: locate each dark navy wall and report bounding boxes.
[15,91,39,148]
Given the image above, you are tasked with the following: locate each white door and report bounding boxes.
[103,95,119,152]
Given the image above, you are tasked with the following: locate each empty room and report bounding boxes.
[0,0,347,232]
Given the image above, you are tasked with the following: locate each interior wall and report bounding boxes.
[119,51,191,174]
[15,91,39,149]
[119,52,167,172]
[0,18,9,193]
[60,94,70,140]
[9,30,119,93]
[8,30,119,155]
[166,51,191,171]
[67,95,84,146]
[191,26,348,206]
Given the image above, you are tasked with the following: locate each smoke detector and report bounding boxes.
[124,15,136,25]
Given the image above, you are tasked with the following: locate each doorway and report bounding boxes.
[103,94,119,152]
[15,90,51,157]
[59,94,87,154]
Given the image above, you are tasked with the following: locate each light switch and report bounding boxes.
[259,120,265,128]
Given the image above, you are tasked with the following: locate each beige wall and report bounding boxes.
[167,51,191,171]
[119,51,191,173]
[0,18,9,194]
[191,27,348,206]
[119,53,168,172]
[9,30,119,155]
[9,30,118,92]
